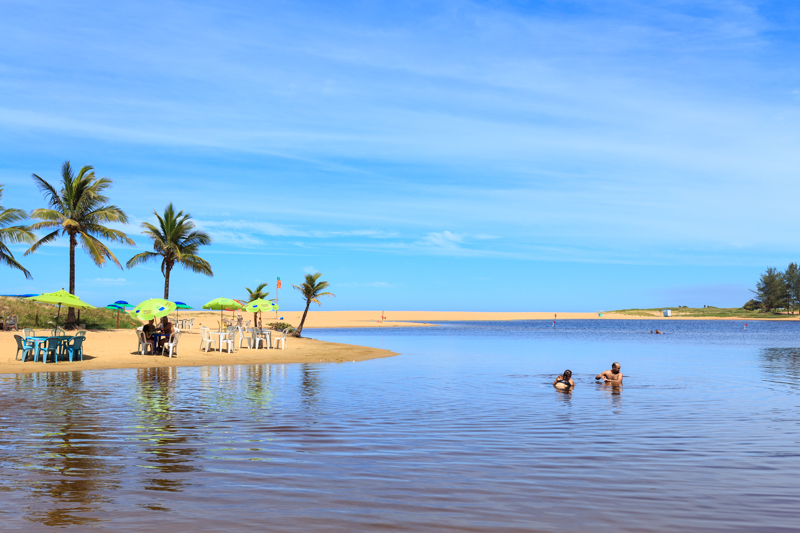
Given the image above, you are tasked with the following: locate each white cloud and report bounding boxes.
[87,277,128,285]
[303,266,317,274]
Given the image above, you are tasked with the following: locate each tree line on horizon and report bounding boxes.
[0,161,333,332]
[748,263,800,314]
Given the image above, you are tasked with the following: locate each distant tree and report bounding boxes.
[742,299,761,311]
[0,184,35,279]
[244,282,269,325]
[25,162,134,327]
[126,203,213,299]
[784,262,800,314]
[753,267,787,313]
[292,272,334,337]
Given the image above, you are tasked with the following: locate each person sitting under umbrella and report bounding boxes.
[157,317,174,353]
[143,319,156,343]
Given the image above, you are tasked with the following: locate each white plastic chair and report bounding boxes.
[164,330,181,358]
[136,328,154,355]
[274,329,289,350]
[199,327,216,352]
[236,327,248,349]
[187,318,194,330]
[220,329,235,353]
[249,328,265,349]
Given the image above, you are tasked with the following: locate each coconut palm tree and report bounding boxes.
[126,203,213,299]
[25,162,134,326]
[245,282,270,325]
[0,184,35,279]
[292,272,334,336]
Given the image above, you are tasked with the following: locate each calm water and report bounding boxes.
[1,320,800,532]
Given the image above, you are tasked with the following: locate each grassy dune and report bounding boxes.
[0,296,140,330]
[610,307,798,319]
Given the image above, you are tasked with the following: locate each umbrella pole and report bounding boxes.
[116,309,120,329]
[56,304,61,329]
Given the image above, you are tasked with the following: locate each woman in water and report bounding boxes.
[553,369,574,390]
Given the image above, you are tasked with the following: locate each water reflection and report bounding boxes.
[134,367,200,504]
[759,348,800,392]
[19,371,121,526]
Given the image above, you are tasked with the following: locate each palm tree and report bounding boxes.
[126,203,213,299]
[245,282,270,326]
[25,162,134,326]
[0,184,35,279]
[292,272,334,336]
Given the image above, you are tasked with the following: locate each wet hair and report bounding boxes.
[563,369,572,379]
[612,362,620,369]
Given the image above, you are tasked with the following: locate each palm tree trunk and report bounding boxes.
[67,233,77,328]
[164,264,172,300]
[296,300,311,336]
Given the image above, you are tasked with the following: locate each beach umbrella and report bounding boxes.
[242,299,278,327]
[105,303,127,328]
[174,300,192,320]
[129,298,177,322]
[25,289,95,329]
[202,297,244,325]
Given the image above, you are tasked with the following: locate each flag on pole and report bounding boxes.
[276,277,281,289]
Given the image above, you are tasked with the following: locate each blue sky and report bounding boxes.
[1,0,799,311]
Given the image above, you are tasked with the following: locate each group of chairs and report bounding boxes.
[220,317,253,329]
[199,326,291,353]
[175,318,195,330]
[14,328,87,363]
[1,315,19,331]
[135,327,182,358]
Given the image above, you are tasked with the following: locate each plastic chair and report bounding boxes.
[274,329,290,350]
[52,327,65,337]
[65,336,85,362]
[136,328,154,355]
[39,337,62,363]
[249,328,265,349]
[23,328,35,338]
[220,329,235,353]
[199,327,216,352]
[259,328,271,349]
[75,330,87,337]
[14,335,35,361]
[164,330,181,358]
[187,318,195,330]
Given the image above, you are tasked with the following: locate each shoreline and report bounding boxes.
[2,310,791,375]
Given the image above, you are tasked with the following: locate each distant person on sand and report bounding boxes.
[596,362,623,384]
[553,369,574,390]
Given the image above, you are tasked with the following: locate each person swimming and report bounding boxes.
[596,362,623,384]
[553,369,574,390]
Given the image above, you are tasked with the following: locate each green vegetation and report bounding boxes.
[268,322,294,332]
[25,161,134,327]
[0,296,141,330]
[610,307,797,319]
[126,203,213,299]
[750,263,800,314]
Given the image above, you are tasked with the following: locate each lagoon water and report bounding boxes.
[1,320,799,532]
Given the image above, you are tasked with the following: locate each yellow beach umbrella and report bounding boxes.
[25,289,94,328]
[129,298,177,321]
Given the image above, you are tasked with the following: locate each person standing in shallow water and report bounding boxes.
[596,362,623,384]
[553,369,574,390]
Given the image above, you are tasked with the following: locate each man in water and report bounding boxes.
[596,362,623,384]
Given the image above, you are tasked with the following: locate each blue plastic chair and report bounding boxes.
[39,337,62,364]
[65,336,85,362]
[14,335,34,362]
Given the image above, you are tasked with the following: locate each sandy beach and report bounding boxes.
[2,309,782,375]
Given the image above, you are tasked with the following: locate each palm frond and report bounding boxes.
[126,251,160,269]
[0,246,33,279]
[24,230,60,256]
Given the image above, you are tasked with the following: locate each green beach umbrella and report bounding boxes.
[242,299,276,314]
[203,297,244,325]
[105,303,127,328]
[26,289,95,328]
[129,298,177,321]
